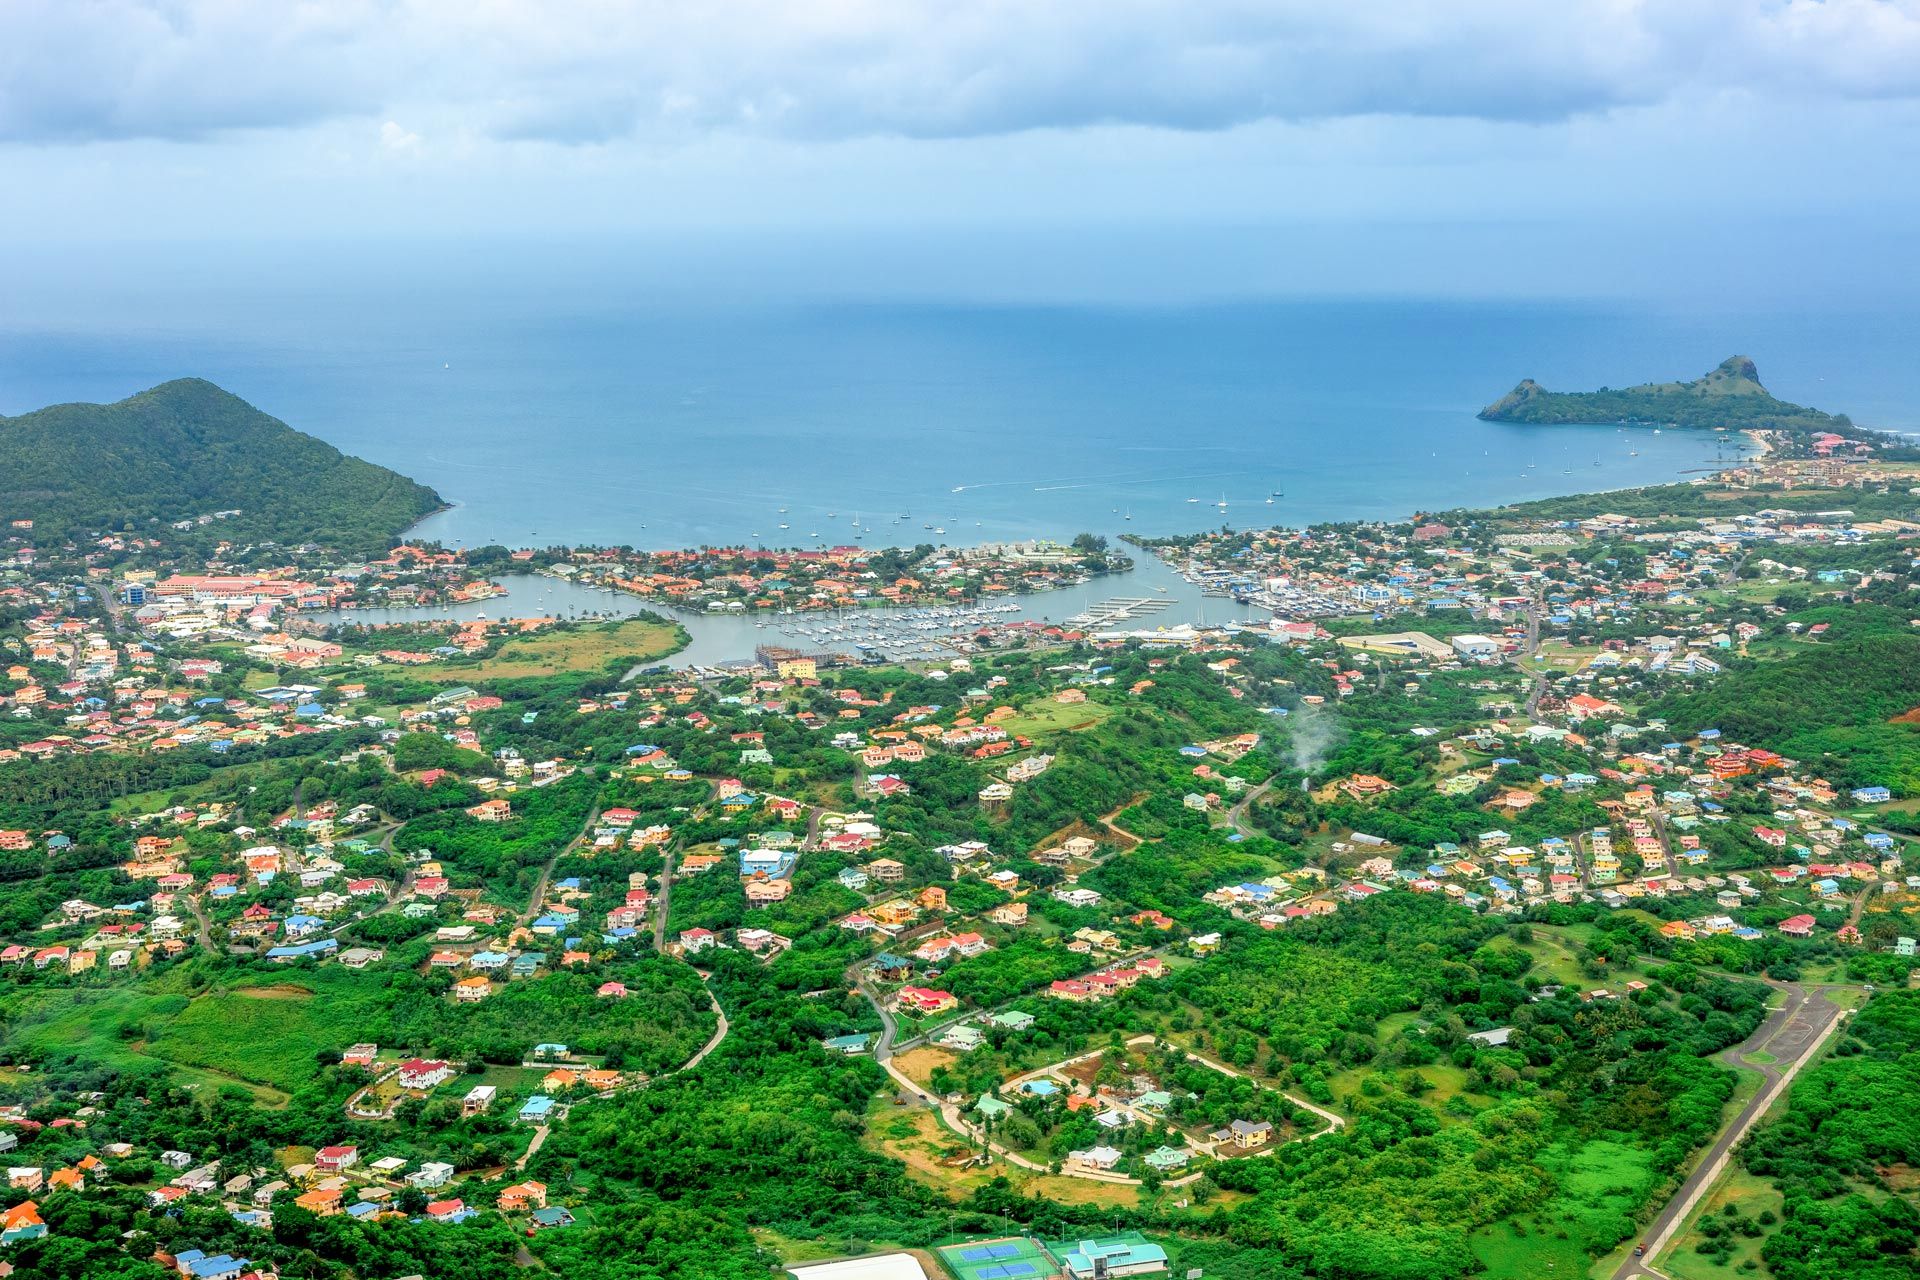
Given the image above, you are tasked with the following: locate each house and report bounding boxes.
[1778,914,1817,938]
[294,1186,344,1216]
[1065,1145,1124,1173]
[894,986,958,1016]
[409,1162,456,1189]
[1216,1119,1273,1150]
[0,1200,45,1245]
[530,1205,574,1230]
[426,1197,471,1222]
[466,798,512,822]
[519,1095,556,1123]
[174,1252,250,1280]
[314,1144,359,1172]
[497,1180,548,1212]
[990,901,1028,926]
[396,1058,455,1090]
[462,1084,497,1115]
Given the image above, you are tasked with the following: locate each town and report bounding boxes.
[0,435,1915,1280]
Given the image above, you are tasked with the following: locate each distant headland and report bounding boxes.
[1478,355,1852,434]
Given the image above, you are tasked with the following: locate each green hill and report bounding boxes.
[1478,356,1852,432]
[0,378,443,554]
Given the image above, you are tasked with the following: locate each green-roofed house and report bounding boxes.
[1049,1232,1169,1278]
[1143,1146,1191,1172]
[989,1010,1036,1030]
[1133,1090,1173,1111]
[821,1033,873,1055]
[975,1094,1013,1120]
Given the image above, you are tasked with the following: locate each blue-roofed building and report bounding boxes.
[178,1252,250,1280]
[1049,1232,1170,1279]
[265,938,338,962]
[519,1094,555,1123]
[283,913,324,938]
[346,1201,381,1220]
[295,702,326,718]
[531,1206,575,1229]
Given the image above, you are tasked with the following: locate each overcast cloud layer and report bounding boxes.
[8,0,1920,144]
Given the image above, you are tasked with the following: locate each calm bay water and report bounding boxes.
[5,269,1918,554]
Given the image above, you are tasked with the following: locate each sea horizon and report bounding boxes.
[7,279,1918,552]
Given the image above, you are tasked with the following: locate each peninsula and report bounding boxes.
[1479,354,1852,434]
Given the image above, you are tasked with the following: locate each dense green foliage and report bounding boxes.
[1479,356,1852,432]
[0,378,442,553]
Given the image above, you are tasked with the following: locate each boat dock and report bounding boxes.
[1067,596,1175,626]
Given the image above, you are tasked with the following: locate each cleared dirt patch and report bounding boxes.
[235,984,315,1001]
[889,1045,955,1088]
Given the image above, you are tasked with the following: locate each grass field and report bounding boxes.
[1469,1216,1596,1280]
[998,698,1114,739]
[2,971,386,1097]
[1470,1139,1658,1280]
[406,617,687,682]
[145,978,382,1090]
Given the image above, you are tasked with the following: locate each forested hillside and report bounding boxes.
[0,378,442,553]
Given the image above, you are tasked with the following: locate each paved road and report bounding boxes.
[1225,775,1277,838]
[653,848,675,951]
[679,987,731,1072]
[1616,982,1851,1279]
[519,805,601,925]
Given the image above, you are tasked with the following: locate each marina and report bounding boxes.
[301,548,1267,671]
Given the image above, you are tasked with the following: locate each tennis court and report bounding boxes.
[936,1237,1058,1280]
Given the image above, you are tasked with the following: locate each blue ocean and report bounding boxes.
[4,257,1917,550]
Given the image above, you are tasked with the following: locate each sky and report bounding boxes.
[5,1,1920,302]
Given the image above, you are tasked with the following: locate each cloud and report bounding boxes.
[380,120,422,152]
[5,1,1920,145]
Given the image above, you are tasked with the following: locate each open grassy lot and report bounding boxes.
[999,697,1114,739]
[1470,1139,1657,1280]
[2,971,384,1096]
[145,978,383,1091]
[407,617,687,681]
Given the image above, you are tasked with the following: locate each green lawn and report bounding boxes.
[998,697,1114,739]
[1469,1215,1595,1280]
